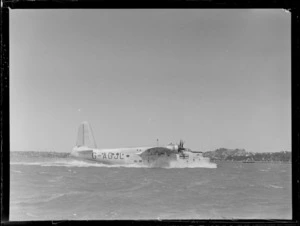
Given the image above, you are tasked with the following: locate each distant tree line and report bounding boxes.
[203,148,291,162]
[11,149,292,162]
[11,151,70,158]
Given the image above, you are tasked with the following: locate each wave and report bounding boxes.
[268,184,283,189]
[168,160,217,169]
[15,193,65,205]
[14,191,89,206]
[262,184,284,189]
[10,160,126,168]
[11,159,217,169]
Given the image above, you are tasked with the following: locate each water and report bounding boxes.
[10,153,292,220]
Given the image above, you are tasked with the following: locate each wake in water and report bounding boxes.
[169,159,217,168]
[11,158,217,169]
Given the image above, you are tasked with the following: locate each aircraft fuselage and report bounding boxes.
[71,121,212,167]
[71,145,206,167]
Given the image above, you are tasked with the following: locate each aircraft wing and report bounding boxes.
[71,149,94,159]
[137,147,178,166]
[137,147,177,158]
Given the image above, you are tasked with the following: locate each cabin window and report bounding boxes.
[134,160,137,163]
[139,160,142,163]
[126,155,130,157]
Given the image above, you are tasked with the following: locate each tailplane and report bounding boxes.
[75,121,97,149]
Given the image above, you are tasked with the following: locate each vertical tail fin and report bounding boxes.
[76,121,97,148]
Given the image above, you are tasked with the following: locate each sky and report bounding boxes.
[10,9,291,153]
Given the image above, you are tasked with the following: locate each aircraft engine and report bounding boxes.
[166,140,186,153]
[166,144,179,151]
[178,140,186,153]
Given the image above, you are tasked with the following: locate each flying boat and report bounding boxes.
[70,121,212,167]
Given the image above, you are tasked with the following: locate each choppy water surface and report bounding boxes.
[10,153,291,220]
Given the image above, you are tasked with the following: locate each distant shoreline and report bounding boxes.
[203,148,291,163]
[210,160,291,164]
[10,150,291,163]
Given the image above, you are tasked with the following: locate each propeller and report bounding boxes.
[178,139,186,153]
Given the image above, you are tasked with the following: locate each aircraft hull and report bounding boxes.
[70,121,215,167]
[70,147,212,167]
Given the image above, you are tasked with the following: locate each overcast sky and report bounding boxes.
[10,9,291,153]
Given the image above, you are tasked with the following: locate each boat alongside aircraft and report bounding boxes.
[70,121,215,167]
